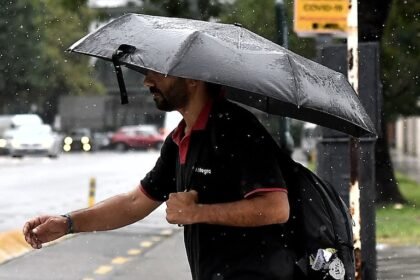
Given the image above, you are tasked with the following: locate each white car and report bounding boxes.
[0,114,43,154]
[300,123,319,161]
[5,124,62,158]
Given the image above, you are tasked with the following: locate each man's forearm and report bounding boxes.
[69,186,161,233]
[194,192,289,227]
[166,191,289,227]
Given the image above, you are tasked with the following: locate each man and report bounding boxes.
[23,70,295,279]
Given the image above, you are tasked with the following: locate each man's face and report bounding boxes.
[143,71,189,112]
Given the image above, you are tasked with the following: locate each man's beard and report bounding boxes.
[150,79,188,112]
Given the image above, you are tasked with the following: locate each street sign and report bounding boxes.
[294,0,348,37]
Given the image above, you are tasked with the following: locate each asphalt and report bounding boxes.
[0,148,419,279]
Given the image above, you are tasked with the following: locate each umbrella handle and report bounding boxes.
[112,45,137,105]
[112,60,129,105]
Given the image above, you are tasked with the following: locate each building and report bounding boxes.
[394,116,420,158]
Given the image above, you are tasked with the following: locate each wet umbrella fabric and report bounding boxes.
[68,13,375,137]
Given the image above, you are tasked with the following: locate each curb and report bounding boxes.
[0,229,32,264]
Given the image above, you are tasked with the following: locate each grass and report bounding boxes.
[305,161,420,245]
[376,172,420,245]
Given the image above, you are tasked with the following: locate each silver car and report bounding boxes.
[5,124,62,158]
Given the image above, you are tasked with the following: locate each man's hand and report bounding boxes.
[23,215,68,249]
[166,190,199,225]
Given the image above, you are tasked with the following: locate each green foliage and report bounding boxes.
[376,173,420,245]
[0,0,104,120]
[219,0,277,41]
[381,0,420,120]
[218,0,315,59]
[142,0,222,20]
[0,2,41,112]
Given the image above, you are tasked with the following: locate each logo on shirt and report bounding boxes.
[194,167,212,175]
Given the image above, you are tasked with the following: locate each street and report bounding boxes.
[0,151,186,280]
[0,151,164,233]
[1,150,419,279]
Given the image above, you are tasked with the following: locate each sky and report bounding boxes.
[88,0,143,8]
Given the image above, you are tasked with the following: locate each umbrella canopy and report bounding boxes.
[68,13,376,137]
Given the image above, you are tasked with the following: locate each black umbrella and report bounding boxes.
[68,13,376,137]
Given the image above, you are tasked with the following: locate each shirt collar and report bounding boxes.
[172,99,214,145]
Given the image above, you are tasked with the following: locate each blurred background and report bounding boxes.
[0,1,418,279]
[1,0,418,201]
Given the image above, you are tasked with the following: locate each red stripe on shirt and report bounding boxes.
[140,185,162,202]
[244,188,288,198]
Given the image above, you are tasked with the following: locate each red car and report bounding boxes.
[111,125,164,151]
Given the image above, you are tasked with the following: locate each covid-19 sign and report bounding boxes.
[294,0,348,37]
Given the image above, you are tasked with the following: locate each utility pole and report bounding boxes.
[275,0,293,155]
[275,0,288,48]
[347,0,362,279]
[188,0,200,19]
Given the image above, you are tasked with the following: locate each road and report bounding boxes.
[0,151,187,280]
[0,151,164,233]
[1,150,419,279]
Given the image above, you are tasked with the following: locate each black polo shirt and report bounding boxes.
[141,99,294,280]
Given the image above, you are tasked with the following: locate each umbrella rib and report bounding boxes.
[237,28,243,49]
[166,31,200,74]
[285,54,301,107]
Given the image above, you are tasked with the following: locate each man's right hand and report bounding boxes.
[23,215,68,249]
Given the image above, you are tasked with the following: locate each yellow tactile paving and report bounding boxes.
[112,256,131,264]
[127,249,142,255]
[94,265,113,275]
[0,229,32,264]
[160,229,173,236]
[151,236,162,242]
[140,241,153,248]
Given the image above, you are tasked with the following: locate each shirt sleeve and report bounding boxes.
[236,120,287,198]
[140,135,177,201]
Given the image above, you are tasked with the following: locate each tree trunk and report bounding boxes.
[374,116,406,204]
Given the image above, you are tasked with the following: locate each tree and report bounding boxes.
[0,0,104,123]
[219,0,315,58]
[373,0,420,203]
[0,2,42,114]
[141,0,223,20]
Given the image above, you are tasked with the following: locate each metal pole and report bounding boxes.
[275,0,288,49]
[275,0,293,154]
[88,177,96,207]
[347,0,362,279]
[188,0,200,19]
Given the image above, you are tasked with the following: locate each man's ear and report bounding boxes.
[185,78,198,88]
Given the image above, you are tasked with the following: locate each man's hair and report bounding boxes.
[205,82,223,97]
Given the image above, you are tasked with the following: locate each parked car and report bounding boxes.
[0,114,43,155]
[111,125,164,151]
[93,131,112,150]
[5,124,61,158]
[62,128,93,152]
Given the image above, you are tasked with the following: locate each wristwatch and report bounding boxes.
[60,214,74,234]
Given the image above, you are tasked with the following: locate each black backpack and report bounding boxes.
[278,152,355,280]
